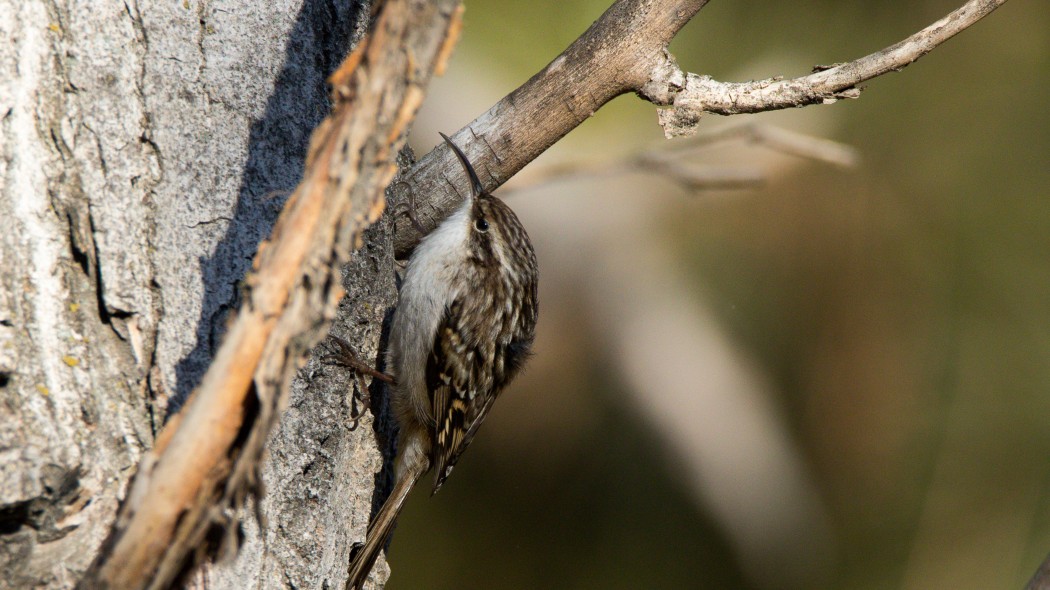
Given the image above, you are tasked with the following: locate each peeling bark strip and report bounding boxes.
[82,1,462,588]
[392,0,1008,257]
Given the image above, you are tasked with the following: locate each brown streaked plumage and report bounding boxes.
[346,133,538,589]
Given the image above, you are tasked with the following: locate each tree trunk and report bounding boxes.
[0,1,399,587]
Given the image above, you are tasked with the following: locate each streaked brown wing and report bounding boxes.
[426,300,493,494]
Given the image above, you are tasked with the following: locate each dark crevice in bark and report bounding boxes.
[0,467,82,543]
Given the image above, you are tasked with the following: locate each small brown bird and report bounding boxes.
[346,133,539,588]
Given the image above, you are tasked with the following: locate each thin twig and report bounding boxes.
[648,0,1009,136]
[502,124,858,195]
[660,123,861,168]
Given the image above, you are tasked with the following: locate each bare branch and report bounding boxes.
[503,124,859,195]
[81,1,461,588]
[393,0,1006,256]
[648,0,1009,136]
[657,164,766,191]
[392,0,711,256]
[662,124,861,168]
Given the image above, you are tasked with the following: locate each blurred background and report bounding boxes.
[391,1,1050,588]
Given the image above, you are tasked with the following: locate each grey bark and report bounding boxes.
[1,0,394,588]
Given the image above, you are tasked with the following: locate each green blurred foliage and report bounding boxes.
[387,1,1050,589]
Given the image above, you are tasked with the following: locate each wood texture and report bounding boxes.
[82,1,461,588]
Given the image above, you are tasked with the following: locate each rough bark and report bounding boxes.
[0,0,376,587]
[82,0,460,586]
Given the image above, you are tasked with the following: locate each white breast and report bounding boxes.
[387,200,471,424]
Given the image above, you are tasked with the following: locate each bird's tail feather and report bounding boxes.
[346,465,425,590]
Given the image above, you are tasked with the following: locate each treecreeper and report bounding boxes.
[345,133,539,588]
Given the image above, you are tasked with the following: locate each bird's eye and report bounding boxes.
[474,217,489,232]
